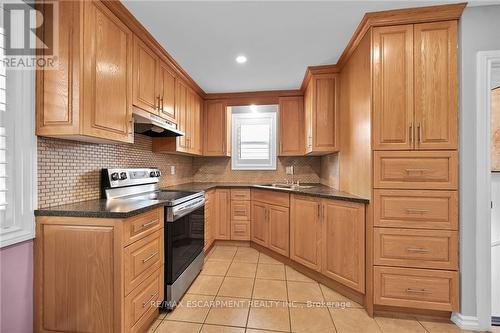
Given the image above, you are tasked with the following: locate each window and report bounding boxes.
[0,2,37,248]
[231,105,277,170]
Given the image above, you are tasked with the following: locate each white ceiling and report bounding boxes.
[123,1,497,93]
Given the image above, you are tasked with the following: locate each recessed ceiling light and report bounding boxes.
[236,55,247,64]
[250,104,258,112]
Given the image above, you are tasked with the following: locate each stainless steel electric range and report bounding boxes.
[101,168,205,309]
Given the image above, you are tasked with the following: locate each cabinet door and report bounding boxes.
[414,21,458,150]
[215,189,231,240]
[37,224,114,332]
[268,204,289,257]
[290,195,321,271]
[373,25,414,150]
[279,96,305,155]
[82,1,133,143]
[312,74,339,152]
[133,36,158,114]
[321,200,365,293]
[251,201,268,247]
[175,80,190,152]
[192,95,203,155]
[204,100,228,156]
[158,62,176,121]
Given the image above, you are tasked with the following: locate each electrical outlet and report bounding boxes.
[286,165,294,175]
[170,166,176,175]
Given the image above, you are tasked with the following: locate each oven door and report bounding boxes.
[165,204,205,284]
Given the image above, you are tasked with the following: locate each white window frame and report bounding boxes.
[231,110,277,171]
[0,1,37,248]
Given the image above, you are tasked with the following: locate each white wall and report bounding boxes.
[492,173,500,317]
[459,4,500,318]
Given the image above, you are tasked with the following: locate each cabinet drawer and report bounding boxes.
[374,228,458,270]
[374,266,458,311]
[374,189,458,230]
[125,267,163,333]
[374,151,458,189]
[231,201,251,221]
[124,230,163,295]
[252,189,290,207]
[231,221,250,241]
[231,189,251,201]
[123,208,163,246]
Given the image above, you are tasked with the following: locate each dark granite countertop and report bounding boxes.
[35,183,368,219]
[165,182,369,204]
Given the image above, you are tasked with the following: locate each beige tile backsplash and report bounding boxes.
[37,134,193,208]
[38,135,340,208]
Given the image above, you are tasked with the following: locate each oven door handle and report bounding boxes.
[168,197,205,222]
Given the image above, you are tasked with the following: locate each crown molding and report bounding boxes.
[101,0,206,98]
[205,90,303,106]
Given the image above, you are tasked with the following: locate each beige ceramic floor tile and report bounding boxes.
[218,277,255,298]
[319,284,362,308]
[247,300,291,332]
[418,319,474,333]
[166,294,214,323]
[491,326,500,333]
[233,247,260,263]
[375,316,427,333]
[187,275,224,296]
[205,297,251,327]
[290,304,337,333]
[256,263,286,280]
[146,319,162,333]
[258,253,284,265]
[285,266,315,283]
[252,279,288,301]
[155,320,202,333]
[209,247,237,261]
[200,324,245,333]
[245,330,284,333]
[227,262,258,278]
[201,261,231,276]
[329,308,382,333]
[287,281,325,303]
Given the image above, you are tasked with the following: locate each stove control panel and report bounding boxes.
[102,168,161,189]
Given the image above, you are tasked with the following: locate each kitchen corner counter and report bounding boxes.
[163,182,369,204]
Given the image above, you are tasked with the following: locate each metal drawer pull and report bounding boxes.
[406,247,430,253]
[142,220,157,229]
[142,252,159,263]
[143,292,158,307]
[234,210,247,214]
[406,288,431,294]
[406,209,430,214]
[405,168,429,173]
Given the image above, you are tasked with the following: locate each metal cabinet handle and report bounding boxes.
[406,247,430,253]
[317,204,321,219]
[409,123,414,145]
[406,208,429,214]
[406,288,431,294]
[161,97,164,112]
[142,251,158,263]
[157,96,161,112]
[417,123,422,144]
[405,168,429,174]
[143,292,159,307]
[142,220,157,229]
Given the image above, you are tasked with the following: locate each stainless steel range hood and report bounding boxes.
[133,107,184,137]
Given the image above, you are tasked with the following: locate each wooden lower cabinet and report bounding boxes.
[35,208,164,333]
[230,189,251,240]
[290,195,366,293]
[321,200,365,293]
[214,189,231,240]
[290,195,322,270]
[251,201,269,247]
[204,189,215,252]
[268,205,290,257]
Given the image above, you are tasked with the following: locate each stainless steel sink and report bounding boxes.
[258,183,315,190]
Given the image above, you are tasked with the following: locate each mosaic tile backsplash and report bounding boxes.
[38,134,340,208]
[37,134,193,208]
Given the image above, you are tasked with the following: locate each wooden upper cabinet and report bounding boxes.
[37,1,133,143]
[290,195,322,271]
[321,199,365,293]
[204,100,230,156]
[304,74,339,155]
[133,36,159,114]
[158,62,176,122]
[279,96,305,156]
[414,21,458,150]
[373,25,414,150]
